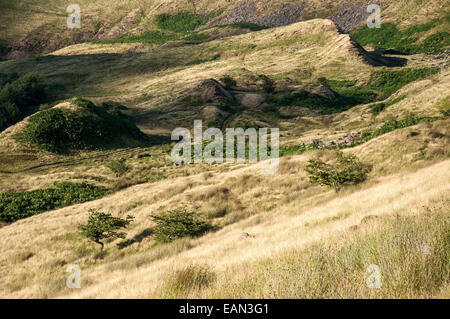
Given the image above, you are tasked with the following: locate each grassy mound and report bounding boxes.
[0,182,109,223]
[19,97,145,153]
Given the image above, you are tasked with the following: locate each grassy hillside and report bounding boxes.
[0,1,448,299]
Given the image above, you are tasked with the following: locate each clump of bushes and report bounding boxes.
[0,72,47,131]
[94,30,178,45]
[107,158,130,177]
[78,209,134,252]
[19,97,145,153]
[305,151,371,193]
[151,208,212,243]
[0,182,109,223]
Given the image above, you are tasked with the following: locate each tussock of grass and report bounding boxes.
[351,14,450,54]
[163,264,216,297]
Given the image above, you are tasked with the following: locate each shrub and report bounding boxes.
[305,151,371,192]
[0,182,109,223]
[0,102,20,131]
[151,208,212,243]
[107,158,130,177]
[78,209,134,252]
[258,74,275,94]
[220,75,237,89]
[0,72,47,110]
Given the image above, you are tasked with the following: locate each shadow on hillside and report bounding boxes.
[350,38,408,67]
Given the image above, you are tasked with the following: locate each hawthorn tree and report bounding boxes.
[305,151,371,193]
[78,209,134,252]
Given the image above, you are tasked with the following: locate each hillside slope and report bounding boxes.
[1,0,448,59]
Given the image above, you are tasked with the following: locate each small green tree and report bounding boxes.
[78,209,134,252]
[305,151,371,193]
[151,208,212,243]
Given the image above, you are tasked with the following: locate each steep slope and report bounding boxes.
[0,0,447,59]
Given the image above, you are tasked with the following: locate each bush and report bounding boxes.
[305,151,371,192]
[151,208,212,243]
[258,74,275,94]
[0,72,47,110]
[20,98,145,153]
[107,158,130,177]
[78,209,134,252]
[0,182,109,223]
[219,75,237,89]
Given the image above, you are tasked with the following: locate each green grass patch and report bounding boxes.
[155,12,209,33]
[370,95,406,115]
[0,182,109,223]
[351,15,450,54]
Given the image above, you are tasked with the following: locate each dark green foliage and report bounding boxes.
[0,102,20,131]
[219,75,237,89]
[0,40,10,60]
[151,208,212,243]
[107,158,130,177]
[351,15,450,54]
[78,209,134,251]
[0,72,47,110]
[155,12,208,33]
[0,183,109,223]
[305,152,371,193]
[227,22,268,31]
[0,72,19,88]
[20,97,145,153]
[258,74,275,94]
[94,30,178,45]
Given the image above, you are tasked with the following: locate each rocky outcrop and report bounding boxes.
[192,79,236,104]
[331,1,386,33]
